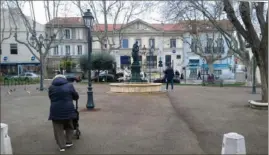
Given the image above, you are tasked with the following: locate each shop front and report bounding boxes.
[1,62,40,76]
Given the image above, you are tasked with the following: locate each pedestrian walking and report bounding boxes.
[175,70,180,78]
[197,71,202,80]
[164,64,175,90]
[48,74,79,152]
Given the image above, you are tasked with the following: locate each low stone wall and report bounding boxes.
[109,83,162,93]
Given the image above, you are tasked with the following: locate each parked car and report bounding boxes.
[92,74,116,82]
[64,72,82,83]
[12,72,40,79]
[153,76,180,84]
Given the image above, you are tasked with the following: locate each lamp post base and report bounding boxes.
[86,91,95,109]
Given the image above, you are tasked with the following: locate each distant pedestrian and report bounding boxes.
[197,71,202,80]
[175,70,180,78]
[48,74,79,152]
[180,73,184,80]
[164,64,175,90]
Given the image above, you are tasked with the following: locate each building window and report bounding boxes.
[170,39,176,48]
[214,70,222,76]
[149,38,155,48]
[176,55,181,59]
[65,45,70,55]
[64,29,71,39]
[136,22,140,29]
[136,39,141,47]
[53,46,59,55]
[10,44,18,55]
[77,45,82,55]
[122,39,129,48]
[146,56,157,69]
[165,55,171,66]
[76,28,83,40]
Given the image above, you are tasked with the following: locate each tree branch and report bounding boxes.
[223,0,249,40]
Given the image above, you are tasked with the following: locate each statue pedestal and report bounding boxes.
[129,62,143,82]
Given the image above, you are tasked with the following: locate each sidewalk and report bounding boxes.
[168,86,267,154]
[1,84,204,154]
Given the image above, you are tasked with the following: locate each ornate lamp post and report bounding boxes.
[83,9,95,109]
[149,46,154,82]
[30,33,52,91]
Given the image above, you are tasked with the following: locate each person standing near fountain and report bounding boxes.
[164,63,175,90]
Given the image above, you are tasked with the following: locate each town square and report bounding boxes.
[0,0,268,154]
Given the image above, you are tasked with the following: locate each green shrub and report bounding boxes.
[1,77,40,85]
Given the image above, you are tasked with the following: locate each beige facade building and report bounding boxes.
[45,18,234,79]
[45,18,185,73]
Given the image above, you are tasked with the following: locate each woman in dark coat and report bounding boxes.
[48,74,79,151]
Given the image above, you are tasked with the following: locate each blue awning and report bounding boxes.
[201,64,229,69]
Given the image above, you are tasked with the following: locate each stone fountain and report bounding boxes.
[109,41,162,93]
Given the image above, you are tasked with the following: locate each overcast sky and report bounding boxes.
[21,1,163,25]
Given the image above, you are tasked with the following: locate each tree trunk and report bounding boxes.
[255,47,268,102]
[208,63,214,74]
[39,54,46,90]
[259,65,268,102]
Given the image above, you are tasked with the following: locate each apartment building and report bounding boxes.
[46,18,234,78]
[45,18,184,73]
[0,9,43,75]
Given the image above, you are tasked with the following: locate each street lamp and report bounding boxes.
[149,46,154,83]
[83,9,95,109]
[30,33,52,91]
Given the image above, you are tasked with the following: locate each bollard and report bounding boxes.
[221,132,246,154]
[0,123,13,154]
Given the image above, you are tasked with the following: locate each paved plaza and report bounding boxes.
[1,83,267,154]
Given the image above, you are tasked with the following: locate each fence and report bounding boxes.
[0,77,41,95]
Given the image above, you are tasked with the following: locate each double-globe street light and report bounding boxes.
[83,9,95,109]
[30,33,53,91]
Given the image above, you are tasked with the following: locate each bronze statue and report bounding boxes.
[132,41,139,63]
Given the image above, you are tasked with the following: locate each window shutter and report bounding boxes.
[122,39,128,48]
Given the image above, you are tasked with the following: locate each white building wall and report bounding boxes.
[1,9,44,64]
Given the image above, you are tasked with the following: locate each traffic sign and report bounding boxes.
[172,49,176,54]
[3,56,8,61]
[31,56,35,61]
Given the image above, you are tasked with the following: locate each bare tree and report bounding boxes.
[162,0,268,102]
[0,1,13,56]
[173,1,254,82]
[6,0,66,91]
[73,1,155,53]
[162,1,233,75]
[223,1,268,102]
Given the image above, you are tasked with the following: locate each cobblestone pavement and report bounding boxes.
[1,84,204,154]
[168,86,267,154]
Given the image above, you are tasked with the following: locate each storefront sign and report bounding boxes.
[172,49,176,54]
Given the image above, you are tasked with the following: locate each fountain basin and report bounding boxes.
[109,83,162,93]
